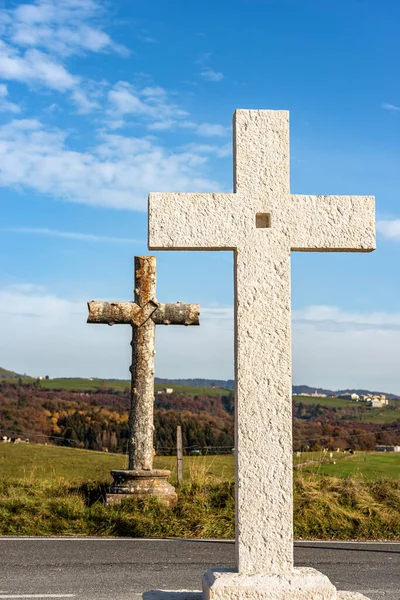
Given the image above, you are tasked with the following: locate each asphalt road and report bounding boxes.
[0,538,398,600]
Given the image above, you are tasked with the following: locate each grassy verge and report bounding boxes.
[1,446,400,539]
[1,472,400,540]
[0,475,235,539]
[294,474,400,540]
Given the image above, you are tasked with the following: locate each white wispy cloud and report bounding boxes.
[0,1,228,131]
[106,80,228,136]
[0,41,78,92]
[382,103,400,111]
[200,68,224,82]
[0,83,20,113]
[2,288,400,390]
[0,0,128,108]
[0,2,225,217]
[148,119,229,137]
[195,122,228,136]
[182,142,231,158]
[0,118,222,210]
[292,305,400,392]
[1,0,128,57]
[377,219,400,241]
[2,227,143,244]
[107,81,188,122]
[140,35,158,44]
[0,284,234,379]
[106,81,228,135]
[293,305,400,331]
[200,307,233,323]
[70,89,100,114]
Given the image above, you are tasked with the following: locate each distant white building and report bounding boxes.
[370,399,383,408]
[338,393,359,401]
[164,388,174,394]
[376,445,400,452]
[369,395,389,408]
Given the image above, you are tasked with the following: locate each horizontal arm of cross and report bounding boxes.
[149,192,239,250]
[87,300,158,327]
[289,194,376,252]
[154,301,200,325]
[87,301,200,326]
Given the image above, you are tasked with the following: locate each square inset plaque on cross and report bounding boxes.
[148,110,375,600]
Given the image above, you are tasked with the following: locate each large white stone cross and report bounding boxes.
[148,110,375,577]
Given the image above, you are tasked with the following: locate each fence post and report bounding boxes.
[177,425,183,486]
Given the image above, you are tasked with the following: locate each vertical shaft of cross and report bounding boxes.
[235,245,293,574]
[128,256,156,470]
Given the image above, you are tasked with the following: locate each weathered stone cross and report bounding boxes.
[88,256,199,504]
[149,110,375,596]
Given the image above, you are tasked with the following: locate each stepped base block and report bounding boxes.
[140,591,370,600]
[106,469,177,507]
[337,595,370,600]
[202,568,371,600]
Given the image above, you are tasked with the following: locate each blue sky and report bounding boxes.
[0,0,399,391]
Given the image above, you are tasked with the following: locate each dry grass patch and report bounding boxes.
[294,474,400,540]
[1,471,400,540]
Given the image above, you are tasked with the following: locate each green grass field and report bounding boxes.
[292,395,353,407]
[41,378,128,392]
[360,407,400,424]
[153,383,232,397]
[293,395,400,424]
[302,452,400,479]
[6,378,231,397]
[2,444,399,483]
[0,444,235,484]
[293,451,344,465]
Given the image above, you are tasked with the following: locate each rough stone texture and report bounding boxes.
[87,300,199,326]
[106,469,177,507]
[153,302,200,326]
[129,257,157,470]
[87,255,199,477]
[336,595,371,600]
[143,594,370,600]
[202,570,371,600]
[203,568,338,600]
[148,110,376,577]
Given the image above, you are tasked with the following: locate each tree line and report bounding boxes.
[1,381,400,453]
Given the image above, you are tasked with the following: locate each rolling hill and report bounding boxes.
[1,367,399,398]
[0,366,25,379]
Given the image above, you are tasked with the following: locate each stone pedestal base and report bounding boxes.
[106,469,177,507]
[142,592,369,600]
[202,568,371,600]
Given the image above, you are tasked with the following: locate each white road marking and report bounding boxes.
[0,595,75,598]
